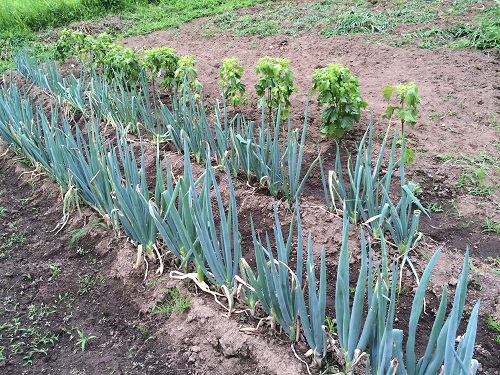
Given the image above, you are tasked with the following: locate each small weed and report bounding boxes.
[485,256,500,276]
[1,232,27,258]
[77,273,97,295]
[20,196,33,207]
[0,206,7,216]
[487,315,500,344]
[489,113,500,131]
[75,246,89,256]
[73,328,96,352]
[425,202,444,213]
[325,315,336,335]
[48,265,61,280]
[151,288,191,317]
[429,112,444,120]
[482,218,500,234]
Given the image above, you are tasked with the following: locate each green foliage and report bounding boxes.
[254,56,297,119]
[101,47,143,84]
[382,82,421,126]
[320,7,396,36]
[311,63,367,139]
[173,55,202,96]
[218,57,248,107]
[53,29,86,62]
[482,218,500,234]
[143,47,180,90]
[84,33,116,68]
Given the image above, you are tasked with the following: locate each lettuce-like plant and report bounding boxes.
[143,47,180,92]
[254,56,297,121]
[218,57,248,108]
[311,63,367,139]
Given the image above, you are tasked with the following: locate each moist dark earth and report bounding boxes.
[1,2,500,374]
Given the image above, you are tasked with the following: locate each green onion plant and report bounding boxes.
[106,130,161,272]
[335,208,479,374]
[242,204,327,363]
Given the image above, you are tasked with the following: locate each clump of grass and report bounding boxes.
[487,315,500,344]
[151,288,191,317]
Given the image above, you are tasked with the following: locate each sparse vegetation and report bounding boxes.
[151,288,191,317]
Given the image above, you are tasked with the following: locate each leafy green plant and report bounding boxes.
[383,82,421,167]
[311,63,367,139]
[218,57,248,108]
[101,47,143,85]
[83,32,116,69]
[383,82,421,128]
[143,47,180,92]
[173,54,202,96]
[254,56,297,121]
[53,29,86,62]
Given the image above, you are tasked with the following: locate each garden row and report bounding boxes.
[0,50,479,373]
[54,28,400,139]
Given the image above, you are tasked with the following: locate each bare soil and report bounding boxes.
[1,1,500,374]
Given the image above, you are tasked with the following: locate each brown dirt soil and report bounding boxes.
[1,1,500,374]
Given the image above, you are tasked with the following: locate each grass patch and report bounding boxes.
[120,0,280,37]
[482,218,500,234]
[487,315,500,344]
[151,288,191,317]
[0,0,277,69]
[436,152,499,197]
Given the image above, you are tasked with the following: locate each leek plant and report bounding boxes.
[241,204,327,364]
[335,212,387,373]
[106,130,162,273]
[231,106,319,202]
[148,142,207,278]
[323,116,397,227]
[335,209,479,374]
[163,98,212,164]
[322,118,428,250]
[364,249,480,375]
[242,206,302,340]
[150,143,242,311]
[0,83,51,171]
[58,118,116,227]
[14,50,87,114]
[190,156,242,311]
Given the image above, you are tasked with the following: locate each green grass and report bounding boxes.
[120,0,280,36]
[487,315,500,344]
[435,151,499,198]
[0,0,276,69]
[151,288,191,317]
[482,218,500,234]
